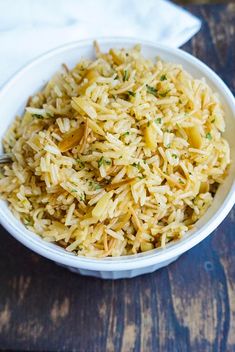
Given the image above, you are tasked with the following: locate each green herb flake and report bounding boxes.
[211,119,215,123]
[71,189,77,193]
[98,156,104,168]
[77,159,85,168]
[123,70,129,81]
[88,181,101,190]
[206,132,212,140]
[159,89,170,98]
[179,179,184,184]
[155,118,162,124]
[160,74,167,81]
[98,157,111,167]
[147,121,150,127]
[166,144,171,148]
[132,162,141,170]
[146,84,157,96]
[123,132,130,136]
[172,154,177,159]
[80,193,85,202]
[94,184,101,190]
[127,91,136,97]
[32,114,43,119]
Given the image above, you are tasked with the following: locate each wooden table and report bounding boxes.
[0,3,234,352]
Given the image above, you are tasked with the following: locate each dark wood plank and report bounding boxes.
[0,3,234,352]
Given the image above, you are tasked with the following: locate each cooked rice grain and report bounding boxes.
[0,43,230,257]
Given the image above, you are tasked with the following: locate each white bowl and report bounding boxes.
[0,38,234,279]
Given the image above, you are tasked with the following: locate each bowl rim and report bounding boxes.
[0,36,235,271]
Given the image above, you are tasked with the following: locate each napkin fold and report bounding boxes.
[0,0,201,87]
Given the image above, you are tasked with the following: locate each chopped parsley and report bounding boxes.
[77,159,85,168]
[127,91,136,97]
[71,189,77,193]
[147,121,150,127]
[89,181,101,190]
[146,84,157,96]
[123,131,130,136]
[94,184,101,190]
[211,119,215,123]
[123,70,129,81]
[32,114,43,119]
[98,157,104,168]
[132,162,141,170]
[155,118,162,124]
[172,154,178,159]
[159,89,170,97]
[179,179,184,184]
[160,74,167,81]
[98,157,111,168]
[80,193,85,202]
[206,132,212,140]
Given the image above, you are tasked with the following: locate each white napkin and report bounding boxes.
[0,0,201,87]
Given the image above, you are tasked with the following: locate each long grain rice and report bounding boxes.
[0,43,230,257]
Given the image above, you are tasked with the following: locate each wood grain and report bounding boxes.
[0,3,234,352]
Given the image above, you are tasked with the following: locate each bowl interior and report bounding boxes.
[0,38,234,268]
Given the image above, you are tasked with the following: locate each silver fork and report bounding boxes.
[0,154,13,164]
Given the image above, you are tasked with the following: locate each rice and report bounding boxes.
[0,43,230,257]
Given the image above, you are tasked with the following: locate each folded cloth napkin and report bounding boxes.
[0,0,201,87]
